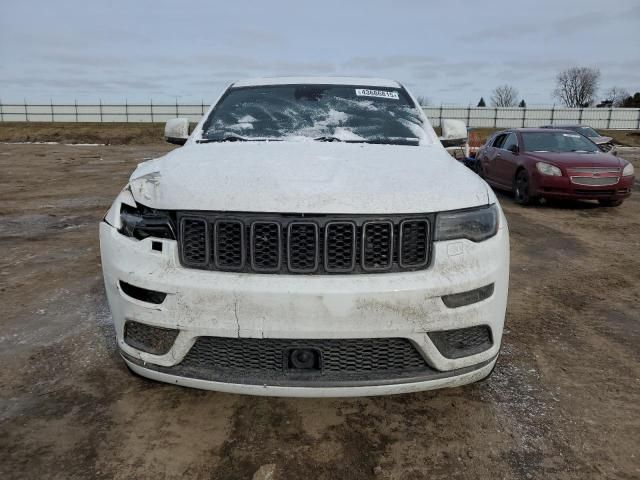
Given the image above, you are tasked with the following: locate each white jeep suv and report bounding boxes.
[100,77,509,397]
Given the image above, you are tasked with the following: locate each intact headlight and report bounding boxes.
[622,162,634,177]
[536,162,562,176]
[435,204,499,243]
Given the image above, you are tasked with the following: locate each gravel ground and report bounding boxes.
[1,143,639,479]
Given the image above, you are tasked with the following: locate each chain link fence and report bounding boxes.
[1,101,639,129]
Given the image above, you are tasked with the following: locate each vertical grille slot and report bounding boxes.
[251,222,281,272]
[324,222,357,272]
[399,220,429,268]
[362,221,393,271]
[214,220,245,270]
[180,218,208,266]
[287,222,319,273]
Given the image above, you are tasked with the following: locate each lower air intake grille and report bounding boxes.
[124,321,179,355]
[428,325,493,359]
[177,212,433,274]
[180,337,428,374]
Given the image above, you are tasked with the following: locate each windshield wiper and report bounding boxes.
[313,136,420,146]
[314,136,347,142]
[198,133,280,143]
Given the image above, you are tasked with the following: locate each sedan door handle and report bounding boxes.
[496,153,501,158]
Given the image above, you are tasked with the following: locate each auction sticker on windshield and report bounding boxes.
[355,89,399,100]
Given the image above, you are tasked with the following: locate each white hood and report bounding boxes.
[129,142,490,214]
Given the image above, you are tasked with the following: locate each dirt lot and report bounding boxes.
[1,122,640,147]
[1,141,639,479]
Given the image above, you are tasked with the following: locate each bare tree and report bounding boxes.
[603,87,630,107]
[553,67,600,107]
[491,85,519,107]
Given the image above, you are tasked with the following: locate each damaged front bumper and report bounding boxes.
[99,212,509,397]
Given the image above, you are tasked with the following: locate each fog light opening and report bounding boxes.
[119,281,167,305]
[442,283,494,308]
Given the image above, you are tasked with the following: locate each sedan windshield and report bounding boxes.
[563,126,599,137]
[200,85,429,146]
[522,132,600,153]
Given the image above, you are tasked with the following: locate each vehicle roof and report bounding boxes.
[232,76,402,88]
[541,124,591,128]
[499,128,573,133]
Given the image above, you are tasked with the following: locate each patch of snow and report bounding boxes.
[227,122,254,131]
[65,143,106,146]
[1,141,59,145]
[331,127,366,141]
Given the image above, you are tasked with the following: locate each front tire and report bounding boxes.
[598,199,623,207]
[514,169,535,205]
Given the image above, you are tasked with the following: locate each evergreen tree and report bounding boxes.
[621,93,640,108]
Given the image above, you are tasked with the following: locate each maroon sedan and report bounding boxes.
[476,128,634,206]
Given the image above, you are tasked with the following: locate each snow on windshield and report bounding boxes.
[202,85,429,145]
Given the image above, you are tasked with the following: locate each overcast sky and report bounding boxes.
[1,0,639,105]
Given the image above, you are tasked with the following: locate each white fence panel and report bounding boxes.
[1,102,638,129]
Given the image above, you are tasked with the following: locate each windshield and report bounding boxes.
[200,84,428,146]
[573,126,599,137]
[522,132,600,153]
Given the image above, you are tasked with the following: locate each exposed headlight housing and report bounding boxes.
[622,162,634,177]
[536,162,562,176]
[119,204,176,240]
[435,204,499,243]
[104,186,137,229]
[104,185,175,240]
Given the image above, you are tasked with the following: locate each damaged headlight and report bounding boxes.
[119,203,176,240]
[435,204,498,243]
[104,186,175,240]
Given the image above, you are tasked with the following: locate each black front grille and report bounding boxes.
[180,336,428,377]
[181,218,208,266]
[287,223,319,272]
[362,221,393,271]
[325,222,356,272]
[400,220,429,268]
[177,212,433,274]
[251,222,281,271]
[214,220,244,270]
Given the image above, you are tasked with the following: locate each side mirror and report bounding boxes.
[440,119,468,141]
[440,119,468,148]
[164,118,189,145]
[508,144,519,154]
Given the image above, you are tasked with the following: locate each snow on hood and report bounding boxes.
[129,142,490,214]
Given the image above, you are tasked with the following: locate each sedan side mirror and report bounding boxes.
[508,144,519,154]
[164,118,190,145]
